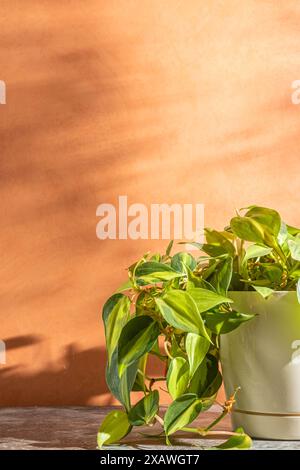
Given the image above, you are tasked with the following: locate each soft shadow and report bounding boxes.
[0,343,112,406]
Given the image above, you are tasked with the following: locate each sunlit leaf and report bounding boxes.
[213,427,252,450]
[186,333,210,378]
[253,285,274,299]
[155,290,211,341]
[167,357,189,400]
[97,410,131,448]
[186,285,232,312]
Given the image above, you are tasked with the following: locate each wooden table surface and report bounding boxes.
[0,406,299,450]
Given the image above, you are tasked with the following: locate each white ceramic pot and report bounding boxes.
[220,291,300,439]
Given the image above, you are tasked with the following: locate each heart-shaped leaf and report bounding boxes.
[155,290,211,341]
[245,206,281,238]
[213,427,252,450]
[164,394,202,437]
[97,410,131,448]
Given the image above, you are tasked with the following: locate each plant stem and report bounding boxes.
[164,340,173,359]
[155,414,164,426]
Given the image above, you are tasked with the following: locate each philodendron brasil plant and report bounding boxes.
[98,206,300,449]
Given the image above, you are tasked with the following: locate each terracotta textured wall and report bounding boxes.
[1,0,300,405]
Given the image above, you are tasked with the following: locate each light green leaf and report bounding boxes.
[245,206,281,238]
[187,285,233,312]
[164,394,202,436]
[97,410,131,448]
[204,310,255,334]
[135,261,182,284]
[287,224,300,236]
[171,252,196,272]
[128,390,159,426]
[167,357,189,400]
[188,354,222,399]
[253,285,274,299]
[288,238,300,261]
[242,244,272,265]
[230,216,266,245]
[155,290,211,341]
[118,316,160,375]
[278,222,288,246]
[186,333,210,378]
[203,229,235,257]
[102,293,130,364]
[213,427,252,450]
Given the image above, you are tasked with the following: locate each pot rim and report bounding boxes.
[228,290,296,295]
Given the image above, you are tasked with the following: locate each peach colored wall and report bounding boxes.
[1,0,300,405]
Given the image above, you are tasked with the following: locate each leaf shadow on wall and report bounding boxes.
[0,336,112,406]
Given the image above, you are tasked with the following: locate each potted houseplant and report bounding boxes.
[98,244,254,449]
[98,205,300,446]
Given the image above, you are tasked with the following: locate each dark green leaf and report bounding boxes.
[188,355,221,399]
[164,394,202,436]
[204,310,255,334]
[102,293,130,364]
[166,240,174,256]
[118,316,160,375]
[106,348,138,411]
[128,390,159,426]
[210,257,233,295]
[171,252,196,272]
